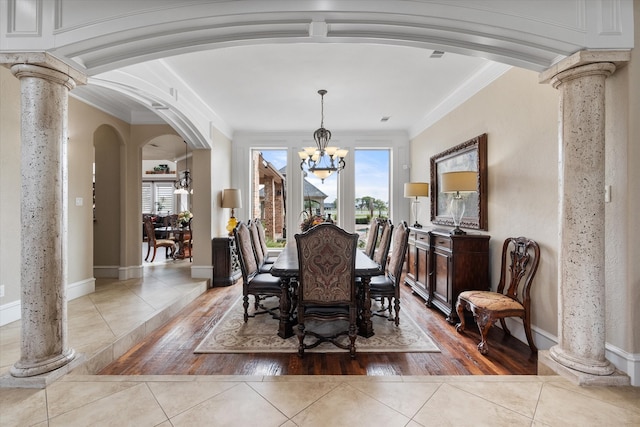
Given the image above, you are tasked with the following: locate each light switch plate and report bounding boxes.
[604,185,611,203]
[75,197,83,206]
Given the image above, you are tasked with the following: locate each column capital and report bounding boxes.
[539,49,630,84]
[0,52,87,86]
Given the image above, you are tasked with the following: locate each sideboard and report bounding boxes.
[404,228,490,323]
[212,237,242,287]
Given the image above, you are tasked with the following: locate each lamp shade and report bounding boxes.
[404,182,430,198]
[221,188,242,209]
[440,171,477,193]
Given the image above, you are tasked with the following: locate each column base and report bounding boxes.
[9,348,76,378]
[539,350,629,387]
[549,345,615,376]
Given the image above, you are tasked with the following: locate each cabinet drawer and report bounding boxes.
[432,236,451,250]
[415,232,430,247]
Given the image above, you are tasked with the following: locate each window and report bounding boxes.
[354,149,390,245]
[251,149,287,246]
[142,182,175,215]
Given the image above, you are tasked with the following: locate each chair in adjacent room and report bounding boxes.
[143,218,175,262]
[455,236,540,355]
[363,218,381,259]
[295,223,359,358]
[178,218,193,262]
[234,221,283,322]
[369,221,410,326]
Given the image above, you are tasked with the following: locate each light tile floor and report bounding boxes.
[1,259,639,426]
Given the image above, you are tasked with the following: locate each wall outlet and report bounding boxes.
[0,285,4,298]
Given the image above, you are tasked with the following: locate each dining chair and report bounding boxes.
[143,218,175,262]
[372,219,393,270]
[180,218,193,262]
[455,236,540,355]
[255,218,278,264]
[234,221,283,322]
[295,223,359,358]
[363,218,381,259]
[248,219,272,273]
[369,221,410,326]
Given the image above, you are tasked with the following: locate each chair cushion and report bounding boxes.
[258,263,272,273]
[458,290,524,312]
[248,273,282,293]
[368,275,394,293]
[156,239,176,246]
[303,305,350,318]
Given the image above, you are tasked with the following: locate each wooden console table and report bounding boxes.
[212,237,241,287]
[405,228,490,323]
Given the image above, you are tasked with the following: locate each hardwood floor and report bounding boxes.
[99,277,538,376]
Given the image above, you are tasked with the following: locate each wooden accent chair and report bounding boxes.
[143,218,175,262]
[248,219,272,273]
[179,218,193,262]
[455,236,540,355]
[363,218,381,259]
[234,221,283,322]
[369,221,410,326]
[295,223,359,358]
[255,218,278,264]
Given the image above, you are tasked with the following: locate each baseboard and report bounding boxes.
[190,264,213,284]
[0,278,95,327]
[0,300,21,326]
[67,278,95,301]
[93,265,120,278]
[119,265,143,280]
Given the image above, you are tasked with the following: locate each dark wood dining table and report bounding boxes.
[270,241,383,339]
[154,226,191,259]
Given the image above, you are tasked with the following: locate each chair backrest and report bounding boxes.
[386,221,410,282]
[168,214,179,228]
[255,218,270,258]
[248,219,265,266]
[234,222,259,281]
[497,237,540,306]
[143,218,157,245]
[373,219,393,270]
[363,219,380,258]
[295,223,358,306]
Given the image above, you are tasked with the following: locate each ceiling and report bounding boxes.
[71,43,501,161]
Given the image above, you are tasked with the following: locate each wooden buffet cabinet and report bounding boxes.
[404,228,490,323]
[212,237,242,287]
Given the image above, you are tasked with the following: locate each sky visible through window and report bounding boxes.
[260,149,389,206]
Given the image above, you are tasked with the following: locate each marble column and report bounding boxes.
[539,51,629,379]
[0,54,86,377]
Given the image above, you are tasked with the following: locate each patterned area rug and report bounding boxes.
[194,297,440,353]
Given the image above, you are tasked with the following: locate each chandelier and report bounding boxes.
[174,140,193,194]
[298,89,348,183]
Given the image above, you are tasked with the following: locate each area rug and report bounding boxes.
[194,297,440,353]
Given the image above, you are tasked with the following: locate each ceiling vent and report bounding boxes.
[430,50,445,59]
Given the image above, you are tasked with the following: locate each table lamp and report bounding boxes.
[404,182,429,228]
[222,188,242,235]
[440,171,477,235]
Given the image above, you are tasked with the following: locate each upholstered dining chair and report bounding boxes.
[143,218,175,262]
[234,221,283,322]
[180,218,193,262]
[455,236,540,355]
[369,221,410,326]
[295,223,359,358]
[248,219,272,273]
[363,218,381,259]
[255,218,278,264]
[372,219,393,270]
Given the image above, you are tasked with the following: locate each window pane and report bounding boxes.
[156,183,175,215]
[142,183,152,213]
[252,150,287,247]
[355,149,390,247]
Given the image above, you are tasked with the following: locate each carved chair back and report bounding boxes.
[498,236,540,309]
[373,220,393,270]
[363,218,381,259]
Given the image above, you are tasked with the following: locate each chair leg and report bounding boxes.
[243,295,249,323]
[455,299,466,333]
[522,313,538,353]
[475,312,493,355]
[348,324,357,359]
[149,246,157,262]
[145,243,152,261]
[297,323,305,358]
[393,298,400,326]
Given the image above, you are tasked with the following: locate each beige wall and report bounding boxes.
[0,67,21,305]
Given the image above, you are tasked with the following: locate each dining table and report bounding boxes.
[154,226,191,259]
[270,241,383,339]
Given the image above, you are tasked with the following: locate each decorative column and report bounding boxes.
[1,53,86,377]
[539,50,629,383]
